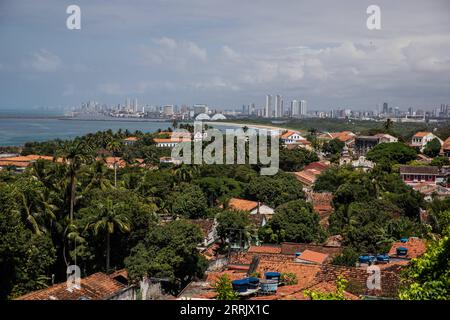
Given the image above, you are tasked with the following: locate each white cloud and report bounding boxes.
[30,49,61,72]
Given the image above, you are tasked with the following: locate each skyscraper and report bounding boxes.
[275,94,283,118]
[265,94,273,118]
[382,102,388,114]
[300,100,307,116]
[290,100,300,117]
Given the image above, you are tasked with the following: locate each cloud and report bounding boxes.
[139,37,208,69]
[29,49,61,72]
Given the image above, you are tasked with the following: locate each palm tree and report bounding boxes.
[85,161,113,192]
[383,118,394,132]
[86,199,131,272]
[58,140,94,221]
[107,139,122,187]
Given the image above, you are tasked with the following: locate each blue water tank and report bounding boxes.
[396,247,408,256]
[260,279,278,293]
[246,277,260,289]
[376,254,390,263]
[400,238,408,243]
[359,255,376,264]
[295,252,301,257]
[265,272,281,281]
[232,279,249,292]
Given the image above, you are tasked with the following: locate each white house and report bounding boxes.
[411,132,443,152]
[280,130,307,145]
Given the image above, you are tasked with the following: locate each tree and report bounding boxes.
[261,200,325,243]
[125,220,207,293]
[58,140,94,221]
[171,184,208,218]
[279,147,319,171]
[212,274,239,300]
[85,199,131,272]
[383,118,394,132]
[366,142,417,165]
[247,173,304,208]
[399,227,450,300]
[423,138,442,158]
[304,276,348,300]
[0,184,56,299]
[430,156,450,168]
[322,138,345,156]
[216,210,251,246]
[107,139,122,187]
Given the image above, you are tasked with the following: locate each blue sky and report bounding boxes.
[0,0,449,111]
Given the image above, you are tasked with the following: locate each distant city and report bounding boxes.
[71,95,450,123]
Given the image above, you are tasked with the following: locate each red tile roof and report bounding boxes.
[228,198,258,212]
[296,250,329,264]
[388,237,427,259]
[17,272,127,300]
[248,245,282,254]
[413,131,432,138]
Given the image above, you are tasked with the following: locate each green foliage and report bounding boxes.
[216,210,251,245]
[304,276,348,300]
[332,247,359,267]
[280,272,298,285]
[399,228,450,300]
[260,200,326,243]
[212,274,239,300]
[322,138,345,156]
[171,184,208,219]
[423,138,442,158]
[125,220,207,293]
[247,172,304,207]
[366,142,417,165]
[279,147,318,171]
[0,185,56,299]
[430,156,450,167]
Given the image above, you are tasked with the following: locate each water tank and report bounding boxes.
[396,247,408,256]
[376,254,390,263]
[265,272,281,282]
[260,279,278,293]
[295,252,301,257]
[359,255,376,264]
[231,279,249,293]
[400,238,408,243]
[246,277,260,289]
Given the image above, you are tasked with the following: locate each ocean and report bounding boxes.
[0,116,243,147]
[0,117,178,146]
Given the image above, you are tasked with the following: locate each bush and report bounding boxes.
[281,272,298,286]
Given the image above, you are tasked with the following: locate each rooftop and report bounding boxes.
[17,272,128,300]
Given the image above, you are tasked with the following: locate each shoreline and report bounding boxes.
[205,121,291,132]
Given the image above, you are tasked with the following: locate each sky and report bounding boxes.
[0,0,449,111]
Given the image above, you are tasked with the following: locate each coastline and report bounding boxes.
[205,121,288,132]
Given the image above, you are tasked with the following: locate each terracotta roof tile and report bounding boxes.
[296,250,329,264]
[388,237,427,259]
[17,272,127,300]
[413,131,432,138]
[228,198,258,212]
[248,245,282,254]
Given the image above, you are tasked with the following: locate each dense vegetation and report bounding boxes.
[0,120,449,300]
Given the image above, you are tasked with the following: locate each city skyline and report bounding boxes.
[1,0,450,111]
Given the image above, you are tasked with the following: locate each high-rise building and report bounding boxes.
[300,100,307,116]
[163,105,174,116]
[275,94,283,118]
[382,102,388,114]
[290,100,300,117]
[194,104,208,114]
[265,95,273,118]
